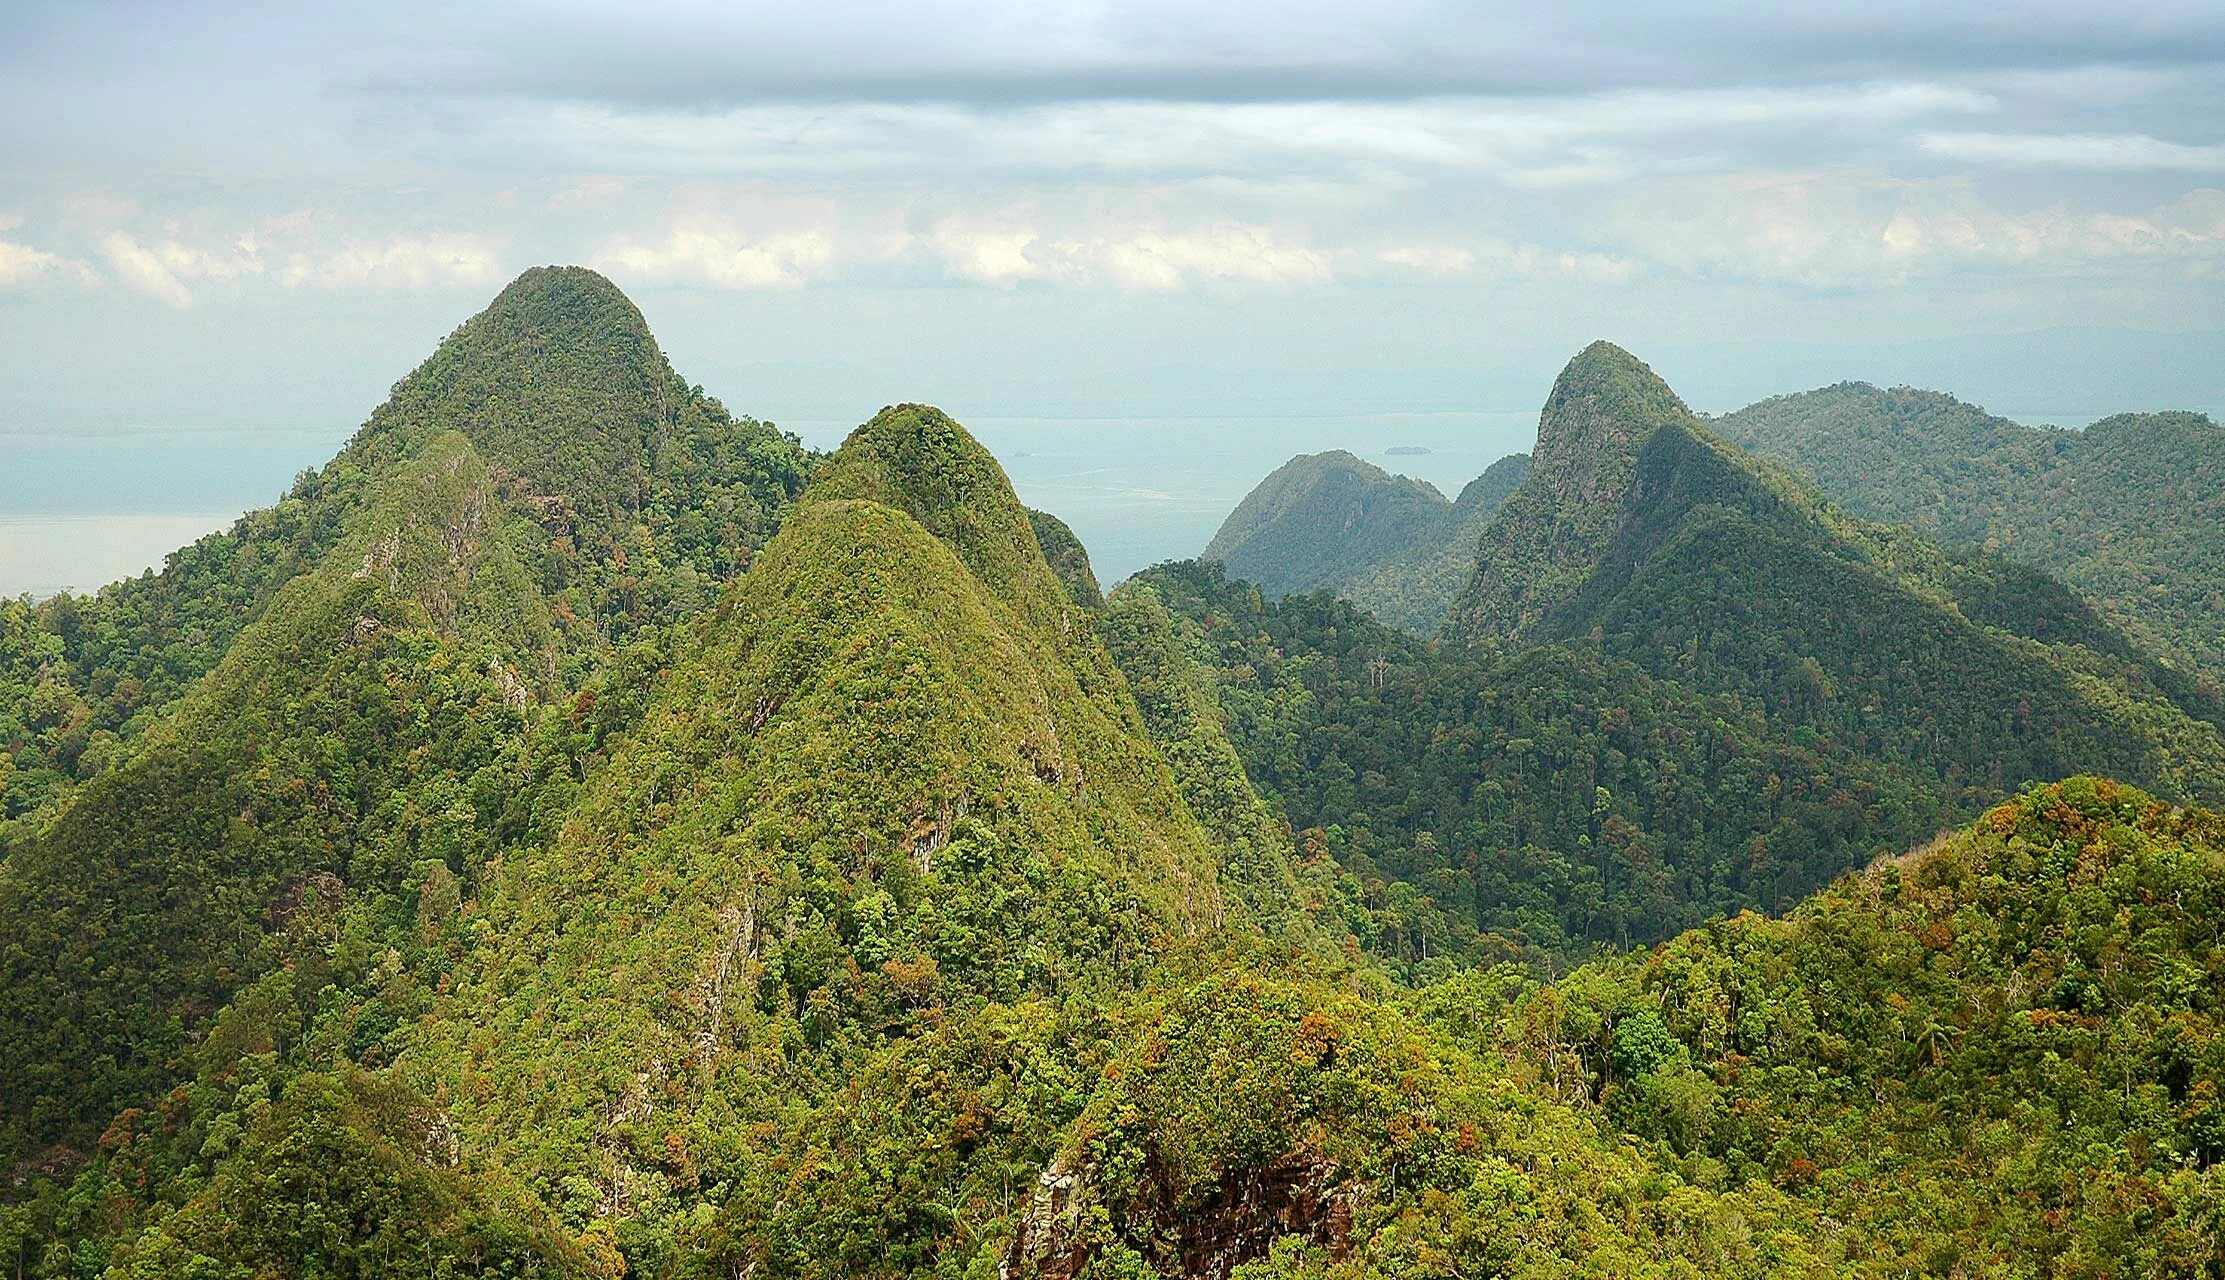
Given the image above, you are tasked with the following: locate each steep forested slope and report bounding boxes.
[0,267,808,1165]
[1715,382,2225,678]
[1337,454,1529,632]
[1029,507,1106,610]
[1204,450,1528,633]
[7,283,2225,1280]
[1024,776,2225,1279]
[1504,775,2225,1275]
[1138,343,2225,958]
[1206,452,1451,598]
[1450,344,2225,790]
[0,266,805,823]
[394,405,1248,1216]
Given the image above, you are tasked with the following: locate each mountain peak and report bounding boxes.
[484,264,640,317]
[1536,340,1694,461]
[807,404,1067,622]
[1448,343,1699,639]
[460,265,661,372]
[1200,449,1462,629]
[340,265,681,543]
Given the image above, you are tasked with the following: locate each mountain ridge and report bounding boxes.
[1715,380,2225,677]
[389,402,1284,1217]
[1448,340,1703,641]
[1137,339,2225,960]
[10,274,2225,1280]
[0,268,808,1164]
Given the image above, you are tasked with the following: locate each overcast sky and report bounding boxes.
[4,0,2224,431]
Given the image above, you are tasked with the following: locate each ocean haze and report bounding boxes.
[10,372,2222,598]
[0,411,1538,597]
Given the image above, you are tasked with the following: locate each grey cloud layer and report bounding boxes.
[327,2,2225,107]
[0,0,2221,414]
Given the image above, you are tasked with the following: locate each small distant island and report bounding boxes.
[1385,445,1431,456]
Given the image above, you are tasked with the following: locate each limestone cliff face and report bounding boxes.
[1448,341,1698,641]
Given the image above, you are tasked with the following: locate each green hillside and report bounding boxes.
[8,282,2225,1280]
[1715,382,2225,677]
[0,433,558,1157]
[24,761,2225,1278]
[1448,342,1689,641]
[1338,453,1529,632]
[1003,777,2225,1279]
[1029,507,1106,610]
[0,268,806,1163]
[1204,450,1529,633]
[1451,347,2225,786]
[1506,775,2225,1275]
[1206,452,1452,597]
[0,266,806,824]
[1138,343,2225,957]
[387,404,1275,1244]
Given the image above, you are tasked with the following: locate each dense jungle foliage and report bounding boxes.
[1716,383,2225,680]
[0,266,807,824]
[5,278,2221,1280]
[1140,345,2225,965]
[2,268,807,1171]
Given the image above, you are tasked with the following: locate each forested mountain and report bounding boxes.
[1,267,807,1173]
[389,404,1268,1237]
[6,280,2224,1280]
[0,266,806,823]
[1203,450,1528,633]
[1140,342,2225,957]
[1714,382,2225,677]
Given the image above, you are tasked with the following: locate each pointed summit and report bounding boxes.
[341,266,685,547]
[487,262,644,317]
[1522,342,1694,496]
[807,404,1074,627]
[1450,342,1700,639]
[1548,339,1688,412]
[0,272,807,1160]
[397,420,1240,1193]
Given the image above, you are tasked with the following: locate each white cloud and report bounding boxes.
[1378,245,1476,275]
[1378,240,1637,284]
[928,221,1330,290]
[1606,174,2225,289]
[598,223,837,288]
[933,225,1054,285]
[96,233,261,308]
[0,238,97,289]
[1093,228,1331,289]
[429,82,1996,189]
[1920,131,2225,172]
[87,224,509,305]
[1880,189,2225,265]
[283,235,503,289]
